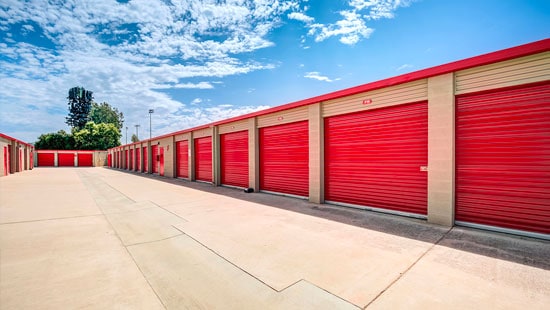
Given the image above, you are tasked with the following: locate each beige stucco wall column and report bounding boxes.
[147,141,152,173]
[189,132,195,181]
[213,126,221,186]
[248,117,259,191]
[427,73,455,226]
[308,103,323,204]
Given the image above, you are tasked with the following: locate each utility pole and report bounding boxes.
[135,124,140,140]
[125,126,128,144]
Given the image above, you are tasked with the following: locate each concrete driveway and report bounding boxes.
[1,168,548,309]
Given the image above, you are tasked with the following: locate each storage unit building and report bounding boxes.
[106,39,549,239]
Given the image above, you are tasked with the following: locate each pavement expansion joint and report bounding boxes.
[171,224,281,292]
[362,226,454,309]
[0,213,104,225]
[124,233,184,247]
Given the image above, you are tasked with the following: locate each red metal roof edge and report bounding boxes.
[35,149,104,152]
[110,38,550,151]
[0,133,34,148]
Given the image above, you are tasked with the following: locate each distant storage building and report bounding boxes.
[0,133,34,176]
[109,39,550,239]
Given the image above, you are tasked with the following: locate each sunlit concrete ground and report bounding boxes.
[1,168,549,309]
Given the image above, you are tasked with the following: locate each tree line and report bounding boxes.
[35,86,130,150]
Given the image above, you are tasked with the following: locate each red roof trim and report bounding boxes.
[112,38,550,150]
[0,133,34,148]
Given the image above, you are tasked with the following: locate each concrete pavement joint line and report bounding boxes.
[0,213,104,226]
[77,170,137,204]
[99,204,168,310]
[171,225,281,292]
[124,233,184,247]
[280,279,362,309]
[146,200,190,223]
[171,224,361,307]
[363,227,454,309]
[78,171,168,309]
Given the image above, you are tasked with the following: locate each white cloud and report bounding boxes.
[396,63,413,71]
[304,71,341,82]
[288,12,314,23]
[0,0,299,141]
[190,98,203,105]
[173,82,214,89]
[301,0,411,45]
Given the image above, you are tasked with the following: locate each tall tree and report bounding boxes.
[34,130,75,150]
[66,86,93,130]
[73,122,121,150]
[89,102,124,130]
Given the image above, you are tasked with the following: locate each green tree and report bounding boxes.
[73,122,121,150]
[131,134,139,143]
[66,86,93,130]
[89,102,124,130]
[34,130,75,150]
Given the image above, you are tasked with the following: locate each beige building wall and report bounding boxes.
[248,118,259,190]
[308,103,323,204]
[427,73,455,226]
[0,139,8,176]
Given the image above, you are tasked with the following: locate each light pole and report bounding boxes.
[125,126,128,144]
[135,124,140,140]
[148,109,154,140]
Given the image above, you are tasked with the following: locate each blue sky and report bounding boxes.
[1,0,549,143]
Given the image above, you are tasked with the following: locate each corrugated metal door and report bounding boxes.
[78,153,93,167]
[194,136,212,182]
[58,153,74,167]
[108,154,112,167]
[325,101,428,215]
[3,147,8,175]
[18,149,22,172]
[260,121,309,197]
[152,145,159,174]
[125,150,129,169]
[159,147,165,176]
[220,130,249,188]
[143,147,148,173]
[135,149,140,171]
[456,83,550,235]
[129,149,134,170]
[176,140,189,178]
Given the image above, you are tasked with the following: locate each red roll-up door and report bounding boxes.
[19,149,22,172]
[78,153,93,167]
[129,149,134,170]
[456,83,550,235]
[143,147,148,173]
[260,121,309,197]
[135,148,140,171]
[151,145,159,174]
[125,150,129,169]
[58,153,74,167]
[325,101,428,215]
[176,140,189,178]
[194,136,212,182]
[221,130,249,188]
[3,147,8,175]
